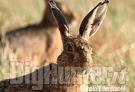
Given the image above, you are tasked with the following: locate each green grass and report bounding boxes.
[0,0,135,91]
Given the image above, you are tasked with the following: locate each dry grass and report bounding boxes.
[0,0,135,91]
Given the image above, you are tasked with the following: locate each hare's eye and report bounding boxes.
[67,44,72,52]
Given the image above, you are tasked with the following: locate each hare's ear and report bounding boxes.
[48,0,69,39]
[79,0,109,41]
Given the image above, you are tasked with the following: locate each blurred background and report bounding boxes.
[0,0,135,91]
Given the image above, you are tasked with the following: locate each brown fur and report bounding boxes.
[1,0,77,66]
[0,0,109,91]
[0,63,88,92]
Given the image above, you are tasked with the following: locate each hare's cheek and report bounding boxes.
[58,53,73,66]
[73,53,79,62]
[81,53,92,70]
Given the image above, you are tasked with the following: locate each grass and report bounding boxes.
[0,0,135,91]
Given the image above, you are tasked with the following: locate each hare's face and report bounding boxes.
[58,35,93,72]
[48,0,109,74]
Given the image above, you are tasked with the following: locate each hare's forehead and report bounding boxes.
[67,36,92,49]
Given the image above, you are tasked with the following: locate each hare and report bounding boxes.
[41,0,77,27]
[0,0,109,91]
[0,0,77,66]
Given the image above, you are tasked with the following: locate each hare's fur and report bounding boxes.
[1,0,77,66]
[0,63,88,92]
[0,0,109,91]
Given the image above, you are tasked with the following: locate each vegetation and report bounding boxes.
[0,0,135,91]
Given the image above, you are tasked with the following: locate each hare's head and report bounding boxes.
[54,2,77,27]
[43,0,77,27]
[48,0,109,74]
